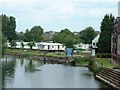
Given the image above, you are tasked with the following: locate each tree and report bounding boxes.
[27,41,35,50]
[63,35,76,48]
[2,35,7,55]
[79,27,97,44]
[42,31,56,41]
[17,31,25,41]
[1,14,17,41]
[97,14,114,53]
[10,40,17,49]
[24,26,44,42]
[21,41,24,49]
[52,29,78,48]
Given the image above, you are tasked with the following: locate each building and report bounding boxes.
[39,42,65,51]
[111,17,120,65]
[91,34,100,56]
[74,43,90,50]
[7,41,65,51]
[92,34,100,49]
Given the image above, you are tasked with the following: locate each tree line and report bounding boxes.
[1,13,115,55]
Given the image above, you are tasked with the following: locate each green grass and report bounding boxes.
[75,57,91,66]
[6,49,43,56]
[95,58,117,69]
[76,60,89,66]
[45,52,65,57]
[6,49,66,57]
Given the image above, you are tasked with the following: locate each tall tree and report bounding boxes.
[24,26,44,42]
[79,27,97,44]
[2,35,7,55]
[63,35,76,48]
[27,41,35,50]
[52,29,77,48]
[97,14,114,53]
[21,41,25,49]
[1,14,17,41]
[17,31,25,41]
[10,40,17,49]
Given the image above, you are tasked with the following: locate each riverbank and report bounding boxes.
[5,49,66,57]
[72,57,118,75]
[5,49,117,68]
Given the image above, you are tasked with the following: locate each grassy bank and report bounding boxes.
[6,49,118,69]
[71,57,118,75]
[95,58,117,69]
[5,49,88,58]
[6,49,66,57]
[74,57,90,66]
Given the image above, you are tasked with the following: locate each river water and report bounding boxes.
[1,55,109,88]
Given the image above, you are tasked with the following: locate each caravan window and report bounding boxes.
[93,43,95,45]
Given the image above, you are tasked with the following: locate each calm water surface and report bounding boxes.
[2,55,109,88]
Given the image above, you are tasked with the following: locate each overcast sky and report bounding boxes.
[0,0,119,32]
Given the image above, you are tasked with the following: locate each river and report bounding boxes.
[1,55,109,88]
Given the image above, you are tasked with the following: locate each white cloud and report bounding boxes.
[0,0,119,32]
[89,7,117,17]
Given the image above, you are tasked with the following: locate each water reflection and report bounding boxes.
[2,56,16,87]
[2,56,109,88]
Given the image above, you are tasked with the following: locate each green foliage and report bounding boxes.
[2,35,7,55]
[10,40,17,48]
[88,58,103,75]
[96,58,117,68]
[1,14,17,41]
[74,57,92,66]
[79,26,97,44]
[27,41,35,50]
[97,14,114,53]
[93,67,104,75]
[17,31,25,41]
[63,35,76,48]
[24,26,43,42]
[21,41,25,49]
[52,28,77,48]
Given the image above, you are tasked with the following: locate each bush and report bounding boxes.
[96,53,111,58]
[73,57,92,63]
[94,67,104,75]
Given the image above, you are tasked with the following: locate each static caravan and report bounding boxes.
[39,42,65,51]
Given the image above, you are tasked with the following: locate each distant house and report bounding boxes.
[91,34,100,56]
[39,42,65,51]
[73,32,79,35]
[7,41,39,50]
[92,34,100,49]
[111,17,120,65]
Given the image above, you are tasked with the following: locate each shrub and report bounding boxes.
[73,57,92,63]
[94,67,104,75]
